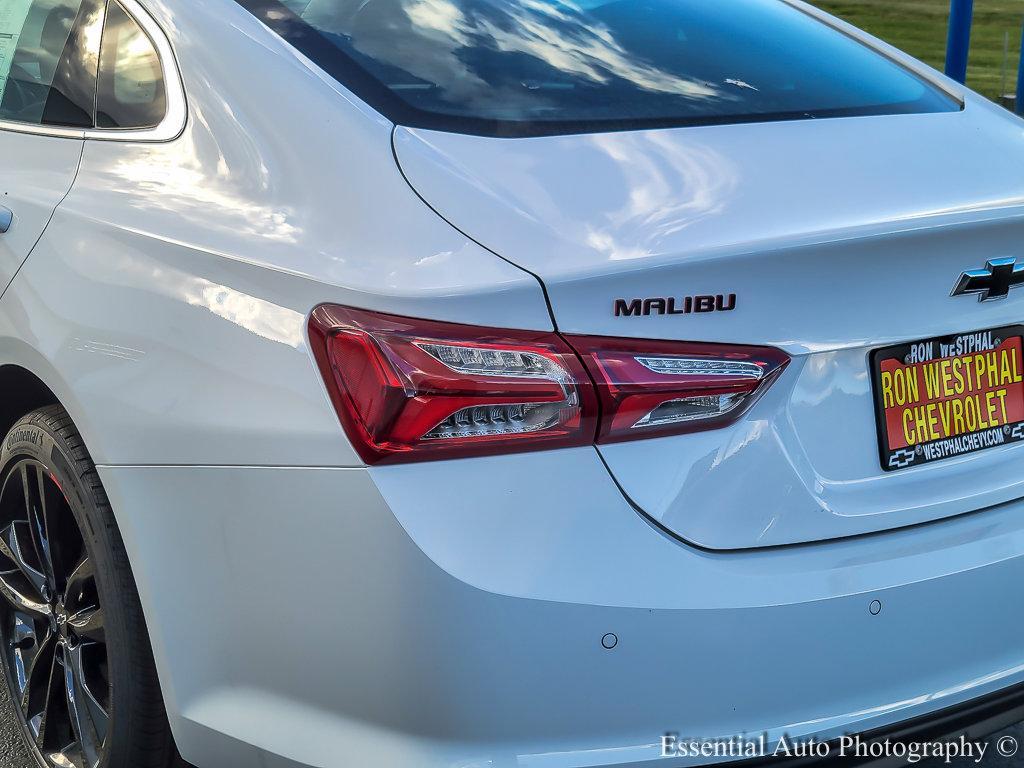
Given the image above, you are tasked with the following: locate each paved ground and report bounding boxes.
[0,679,29,767]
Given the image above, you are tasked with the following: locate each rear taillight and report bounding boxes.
[310,306,788,464]
[564,336,789,443]
[309,306,596,464]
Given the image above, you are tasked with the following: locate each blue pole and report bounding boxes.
[945,0,974,84]
[1017,21,1024,116]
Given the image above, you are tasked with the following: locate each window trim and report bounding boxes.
[0,0,186,142]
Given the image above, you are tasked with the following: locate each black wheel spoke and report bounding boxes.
[42,648,83,768]
[0,522,50,617]
[67,608,104,645]
[22,464,57,594]
[62,558,94,611]
[28,638,62,747]
[19,627,55,719]
[9,612,43,692]
[64,557,103,645]
[63,644,107,768]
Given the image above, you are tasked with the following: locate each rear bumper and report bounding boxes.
[97,447,1024,768]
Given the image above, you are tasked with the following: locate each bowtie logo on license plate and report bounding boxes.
[951,257,1024,302]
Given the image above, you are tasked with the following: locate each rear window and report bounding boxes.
[237,0,960,137]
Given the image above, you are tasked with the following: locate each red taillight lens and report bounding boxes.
[309,306,597,464]
[309,305,789,463]
[564,335,789,443]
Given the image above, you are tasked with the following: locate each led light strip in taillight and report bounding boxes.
[565,335,788,443]
[309,305,788,464]
[414,341,579,440]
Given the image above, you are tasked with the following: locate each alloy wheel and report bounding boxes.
[0,459,109,768]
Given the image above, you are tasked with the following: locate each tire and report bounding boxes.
[0,405,179,768]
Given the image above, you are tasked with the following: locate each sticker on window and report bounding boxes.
[0,0,36,105]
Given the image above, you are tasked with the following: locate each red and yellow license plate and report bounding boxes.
[870,326,1024,471]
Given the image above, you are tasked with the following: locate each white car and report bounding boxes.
[0,0,1022,765]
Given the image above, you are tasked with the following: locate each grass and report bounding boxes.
[813,0,1024,100]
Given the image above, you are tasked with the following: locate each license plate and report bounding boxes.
[870,325,1024,471]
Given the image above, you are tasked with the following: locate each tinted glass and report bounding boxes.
[0,0,102,127]
[96,1,165,129]
[236,0,959,137]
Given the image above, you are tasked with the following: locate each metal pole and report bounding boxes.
[1017,20,1024,116]
[1002,30,1010,99]
[945,0,974,84]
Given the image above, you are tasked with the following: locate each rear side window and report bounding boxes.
[0,0,104,128]
[0,0,166,131]
[236,0,960,137]
[96,0,165,129]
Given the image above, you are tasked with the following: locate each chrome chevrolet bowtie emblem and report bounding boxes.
[951,257,1024,302]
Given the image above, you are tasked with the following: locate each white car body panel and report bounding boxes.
[101,453,1024,768]
[0,0,1021,765]
[394,103,1024,349]
[393,102,1024,549]
[0,132,81,293]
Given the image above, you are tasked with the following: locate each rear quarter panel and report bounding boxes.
[0,0,551,468]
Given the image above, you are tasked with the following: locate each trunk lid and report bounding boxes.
[394,99,1024,548]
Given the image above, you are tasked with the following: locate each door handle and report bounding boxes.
[0,207,10,234]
